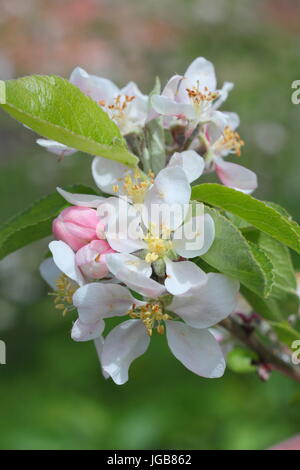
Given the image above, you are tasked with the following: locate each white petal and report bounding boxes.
[166,321,225,378]
[36,139,76,157]
[39,257,61,289]
[71,318,105,342]
[92,156,132,196]
[173,213,215,258]
[56,187,105,208]
[213,81,234,109]
[162,74,183,100]
[169,273,240,329]
[215,159,258,194]
[93,337,110,379]
[143,167,191,231]
[151,95,195,119]
[70,66,119,103]
[98,197,146,253]
[184,57,217,92]
[102,319,150,385]
[106,253,165,298]
[168,150,204,183]
[165,259,207,295]
[49,240,84,286]
[73,282,134,324]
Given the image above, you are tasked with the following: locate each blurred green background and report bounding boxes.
[0,0,300,450]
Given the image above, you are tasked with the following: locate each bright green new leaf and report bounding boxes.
[191,184,300,254]
[0,75,138,167]
[0,184,98,261]
[227,347,258,374]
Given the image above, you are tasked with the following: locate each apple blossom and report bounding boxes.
[90,151,215,294]
[71,272,239,384]
[151,57,233,127]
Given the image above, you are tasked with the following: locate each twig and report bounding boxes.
[220,317,300,383]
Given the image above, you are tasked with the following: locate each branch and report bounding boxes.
[220,317,300,383]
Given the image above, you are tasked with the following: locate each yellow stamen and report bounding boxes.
[218,126,245,157]
[128,302,172,336]
[186,86,219,105]
[49,274,77,316]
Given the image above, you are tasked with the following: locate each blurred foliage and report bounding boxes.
[0,0,300,450]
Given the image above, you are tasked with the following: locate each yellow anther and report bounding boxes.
[217,126,245,157]
[186,86,219,105]
[128,301,172,336]
[113,184,119,193]
[49,274,77,316]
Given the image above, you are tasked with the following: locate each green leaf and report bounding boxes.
[0,184,97,261]
[244,231,299,318]
[0,76,138,167]
[227,347,258,373]
[198,207,272,297]
[191,184,300,254]
[270,321,300,347]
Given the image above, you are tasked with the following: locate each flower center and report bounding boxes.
[144,224,172,263]
[186,86,219,106]
[128,302,172,336]
[49,274,77,316]
[113,169,154,204]
[99,94,135,119]
[216,126,245,157]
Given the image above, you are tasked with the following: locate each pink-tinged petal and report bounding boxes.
[183,57,217,93]
[49,241,84,286]
[36,139,77,157]
[215,158,258,194]
[169,273,239,329]
[92,156,133,196]
[71,318,105,342]
[106,253,165,298]
[69,66,119,103]
[56,187,105,208]
[173,213,215,258]
[269,435,300,450]
[39,258,61,290]
[75,240,115,279]
[52,206,99,251]
[166,321,225,378]
[168,150,205,183]
[165,259,207,296]
[102,319,150,385]
[73,282,134,325]
[162,74,184,100]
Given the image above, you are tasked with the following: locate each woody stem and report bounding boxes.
[220,317,300,383]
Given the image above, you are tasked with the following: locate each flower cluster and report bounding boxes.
[39,57,250,384]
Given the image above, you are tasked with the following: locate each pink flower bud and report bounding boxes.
[75,240,115,279]
[52,206,100,251]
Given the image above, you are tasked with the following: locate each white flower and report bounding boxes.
[202,112,258,194]
[72,273,239,384]
[37,67,148,156]
[151,57,233,127]
[91,151,215,294]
